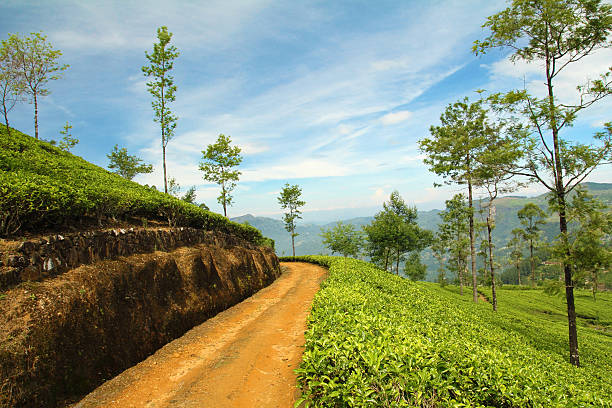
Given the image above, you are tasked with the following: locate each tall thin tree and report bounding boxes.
[437,194,471,295]
[0,35,25,137]
[142,26,179,194]
[474,0,612,366]
[508,228,525,286]
[420,97,495,303]
[278,183,306,257]
[475,118,524,311]
[517,203,547,286]
[11,32,68,140]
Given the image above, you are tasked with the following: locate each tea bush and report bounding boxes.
[284,256,612,407]
[0,128,272,247]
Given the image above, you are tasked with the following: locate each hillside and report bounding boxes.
[235,183,612,278]
[0,127,269,246]
[285,256,612,407]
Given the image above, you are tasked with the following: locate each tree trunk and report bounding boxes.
[458,260,464,296]
[468,181,477,302]
[383,248,389,272]
[33,91,38,139]
[517,262,521,286]
[291,230,295,257]
[544,39,579,366]
[487,215,497,311]
[221,183,227,218]
[161,63,167,194]
[163,144,168,194]
[530,241,535,286]
[551,129,580,366]
[2,101,10,137]
[396,247,400,275]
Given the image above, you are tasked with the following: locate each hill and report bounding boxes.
[234,183,612,278]
[285,256,612,407]
[0,127,269,246]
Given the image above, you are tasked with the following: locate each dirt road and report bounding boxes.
[74,262,327,408]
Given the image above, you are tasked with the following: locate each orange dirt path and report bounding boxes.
[74,262,327,408]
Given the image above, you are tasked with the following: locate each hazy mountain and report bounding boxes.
[233,182,612,278]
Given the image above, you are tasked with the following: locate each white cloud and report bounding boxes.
[241,158,350,182]
[380,110,412,125]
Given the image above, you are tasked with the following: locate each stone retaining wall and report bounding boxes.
[0,227,258,290]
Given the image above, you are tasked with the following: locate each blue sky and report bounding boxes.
[2,0,611,223]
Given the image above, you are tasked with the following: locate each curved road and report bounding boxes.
[75,262,327,408]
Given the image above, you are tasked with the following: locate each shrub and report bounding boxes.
[0,128,270,246]
[291,256,612,407]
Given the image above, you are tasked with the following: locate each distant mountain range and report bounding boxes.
[232,182,612,278]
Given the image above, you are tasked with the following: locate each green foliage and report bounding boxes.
[284,256,612,407]
[277,183,306,257]
[180,186,197,204]
[142,26,179,193]
[518,202,548,285]
[199,134,242,217]
[57,121,78,151]
[436,194,470,289]
[10,32,69,140]
[480,284,612,357]
[320,221,364,258]
[0,35,26,136]
[404,252,427,281]
[507,228,525,284]
[419,97,495,188]
[0,127,269,246]
[475,0,612,367]
[420,97,504,301]
[363,191,432,274]
[551,188,612,299]
[517,203,547,241]
[107,144,153,181]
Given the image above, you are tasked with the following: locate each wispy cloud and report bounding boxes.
[380,110,412,125]
[16,0,600,217]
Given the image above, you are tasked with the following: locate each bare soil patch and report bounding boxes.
[74,262,327,408]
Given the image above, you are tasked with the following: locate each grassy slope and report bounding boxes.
[0,127,270,246]
[476,286,612,367]
[283,256,612,407]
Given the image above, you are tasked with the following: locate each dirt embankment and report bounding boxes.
[0,239,279,408]
[75,262,327,408]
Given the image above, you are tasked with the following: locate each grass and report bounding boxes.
[283,256,612,407]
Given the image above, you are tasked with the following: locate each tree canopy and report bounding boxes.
[8,32,68,140]
[364,191,432,275]
[321,221,364,258]
[199,134,242,218]
[107,144,153,181]
[0,35,25,137]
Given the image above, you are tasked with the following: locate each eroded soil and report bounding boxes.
[74,262,327,408]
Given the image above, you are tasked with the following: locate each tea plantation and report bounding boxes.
[282,256,612,407]
[0,127,271,246]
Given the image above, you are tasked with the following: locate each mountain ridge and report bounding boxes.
[232,182,612,273]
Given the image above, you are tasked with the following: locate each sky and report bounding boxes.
[2,0,611,224]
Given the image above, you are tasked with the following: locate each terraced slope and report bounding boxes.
[283,256,612,407]
[0,127,270,247]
